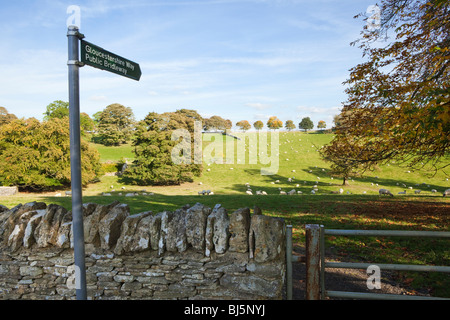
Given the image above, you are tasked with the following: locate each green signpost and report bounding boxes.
[81,40,142,81]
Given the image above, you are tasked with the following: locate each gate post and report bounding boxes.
[306,224,321,300]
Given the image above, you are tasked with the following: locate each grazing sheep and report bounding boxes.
[443,189,450,197]
[379,189,394,197]
[246,190,253,195]
[287,189,296,195]
[431,189,437,193]
[398,190,406,194]
[297,191,302,195]
[280,191,287,195]
[261,191,268,195]
[339,188,344,194]
[414,190,422,194]
[310,190,316,194]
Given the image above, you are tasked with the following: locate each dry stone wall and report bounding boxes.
[0,201,286,300]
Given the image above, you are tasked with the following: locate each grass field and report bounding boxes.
[2,131,449,297]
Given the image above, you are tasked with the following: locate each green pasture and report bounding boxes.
[1,131,449,297]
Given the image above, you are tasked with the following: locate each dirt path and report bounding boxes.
[290,245,432,300]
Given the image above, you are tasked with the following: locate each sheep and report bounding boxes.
[297,191,302,195]
[414,190,422,194]
[431,189,437,193]
[287,189,296,195]
[198,190,205,195]
[443,189,450,197]
[398,190,406,194]
[339,188,344,194]
[246,190,253,195]
[379,189,394,197]
[261,191,268,195]
[280,191,287,195]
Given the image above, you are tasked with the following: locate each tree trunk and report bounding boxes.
[342,177,349,186]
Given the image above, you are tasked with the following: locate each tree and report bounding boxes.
[80,113,95,133]
[0,107,17,127]
[123,110,202,186]
[0,118,101,190]
[97,103,135,146]
[43,100,69,120]
[323,0,450,173]
[236,120,251,132]
[204,115,228,132]
[317,120,327,130]
[253,120,264,131]
[285,120,296,131]
[299,117,314,132]
[267,116,283,130]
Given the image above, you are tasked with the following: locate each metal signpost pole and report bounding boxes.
[67,26,87,300]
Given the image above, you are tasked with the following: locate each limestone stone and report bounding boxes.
[229,207,250,253]
[34,204,68,248]
[165,208,187,253]
[205,204,230,256]
[114,211,152,254]
[185,203,211,252]
[249,214,286,263]
[85,201,120,246]
[99,203,129,250]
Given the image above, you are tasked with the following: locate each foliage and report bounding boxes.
[204,115,229,131]
[285,120,296,131]
[317,120,327,130]
[298,117,314,132]
[267,116,283,130]
[236,120,251,131]
[123,110,202,185]
[0,107,17,127]
[43,100,69,121]
[80,112,95,132]
[97,103,136,146]
[0,118,101,190]
[253,120,264,130]
[323,0,450,175]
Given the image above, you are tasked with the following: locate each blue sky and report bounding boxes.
[0,0,378,129]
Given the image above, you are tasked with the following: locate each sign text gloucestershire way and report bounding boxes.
[80,40,141,81]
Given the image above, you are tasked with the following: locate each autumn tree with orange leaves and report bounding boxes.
[321,0,450,184]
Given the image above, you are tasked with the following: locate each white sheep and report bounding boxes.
[379,189,394,197]
[431,189,437,193]
[287,189,296,195]
[246,190,253,195]
[297,191,302,195]
[398,190,406,194]
[261,191,268,195]
[414,190,421,194]
[280,191,287,195]
[443,189,450,197]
